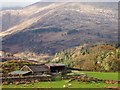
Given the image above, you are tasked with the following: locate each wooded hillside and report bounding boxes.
[51,44,120,72]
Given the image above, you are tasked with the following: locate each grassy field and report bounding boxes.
[2,71,119,88]
[79,71,119,80]
[2,80,119,88]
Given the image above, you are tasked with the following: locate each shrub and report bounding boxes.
[52,76,62,81]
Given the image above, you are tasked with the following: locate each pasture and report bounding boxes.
[2,71,119,88]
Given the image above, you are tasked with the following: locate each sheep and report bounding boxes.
[68,83,72,87]
[63,85,66,88]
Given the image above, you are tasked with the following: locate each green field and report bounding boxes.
[2,80,119,88]
[79,71,119,80]
[2,71,120,88]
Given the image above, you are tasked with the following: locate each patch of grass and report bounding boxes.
[79,71,119,80]
[52,76,62,81]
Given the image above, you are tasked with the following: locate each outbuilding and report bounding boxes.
[9,63,67,76]
[45,63,66,73]
[20,64,50,75]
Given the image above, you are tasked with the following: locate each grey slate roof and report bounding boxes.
[25,65,50,73]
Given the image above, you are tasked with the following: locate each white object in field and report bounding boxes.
[63,85,66,88]
[68,83,72,86]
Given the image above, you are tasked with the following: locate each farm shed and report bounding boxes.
[45,63,66,73]
[20,65,50,75]
[9,63,67,76]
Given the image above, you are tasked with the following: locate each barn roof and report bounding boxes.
[9,71,31,75]
[45,63,65,67]
[22,65,50,73]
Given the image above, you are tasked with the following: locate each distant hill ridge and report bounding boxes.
[1,2,118,54]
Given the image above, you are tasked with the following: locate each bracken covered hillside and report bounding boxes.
[1,60,34,74]
[51,45,120,72]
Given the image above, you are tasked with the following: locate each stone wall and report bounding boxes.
[2,75,51,85]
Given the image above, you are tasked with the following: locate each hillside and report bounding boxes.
[2,44,120,74]
[1,60,34,74]
[51,44,120,72]
[1,2,118,55]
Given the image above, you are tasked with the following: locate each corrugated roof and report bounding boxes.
[9,71,31,75]
[45,63,65,67]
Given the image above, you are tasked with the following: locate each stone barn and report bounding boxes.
[20,64,50,75]
[10,63,67,76]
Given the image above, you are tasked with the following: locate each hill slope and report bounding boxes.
[1,2,118,55]
[51,44,120,72]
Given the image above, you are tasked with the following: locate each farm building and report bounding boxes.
[20,64,50,75]
[45,63,66,73]
[9,63,67,76]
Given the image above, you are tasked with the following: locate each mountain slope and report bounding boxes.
[1,2,118,55]
[51,44,120,72]
[0,2,55,31]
